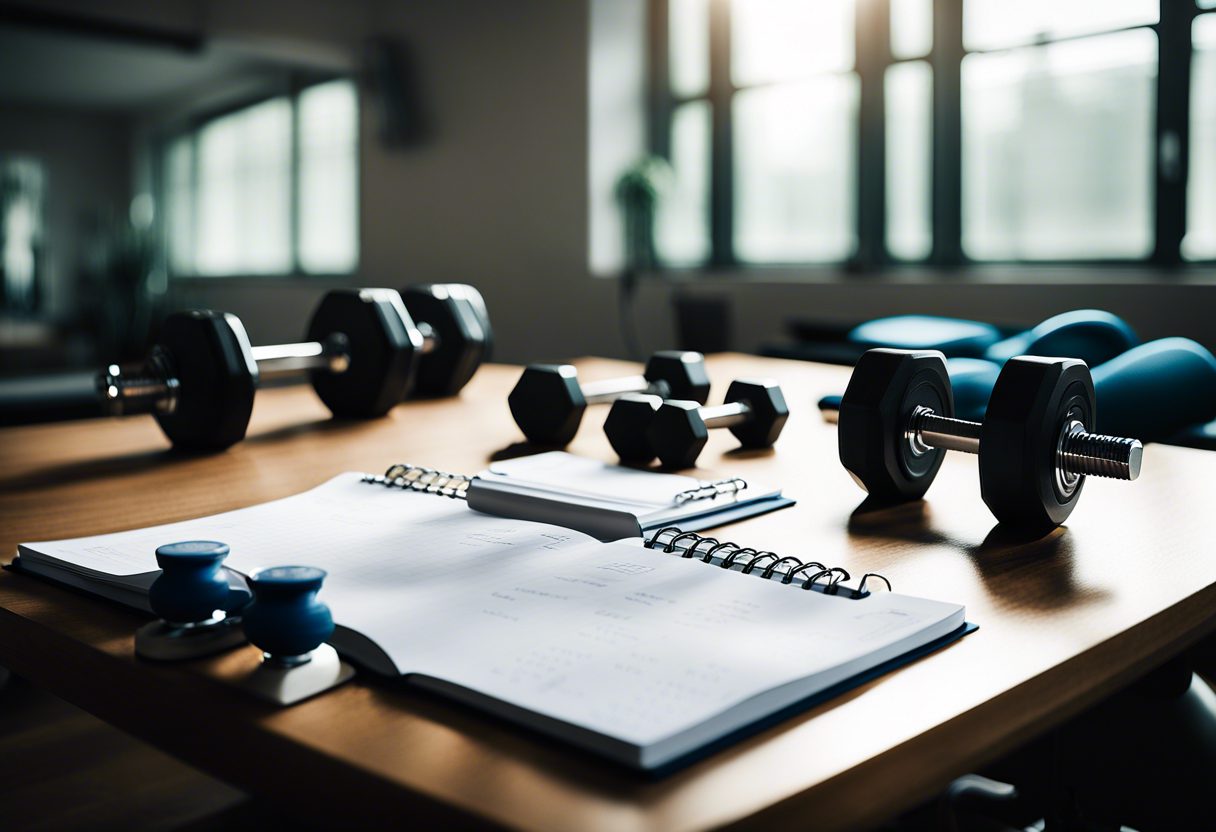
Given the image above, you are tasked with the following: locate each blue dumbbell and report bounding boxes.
[135,541,250,660]
[242,566,335,667]
[238,565,354,705]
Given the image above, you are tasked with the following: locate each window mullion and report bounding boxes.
[1154,0,1194,265]
[649,0,673,160]
[708,0,734,267]
[291,79,303,275]
[931,0,964,266]
[856,0,890,269]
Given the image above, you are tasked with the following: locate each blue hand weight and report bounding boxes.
[148,541,234,626]
[242,566,335,664]
[984,309,1138,368]
[1090,338,1216,440]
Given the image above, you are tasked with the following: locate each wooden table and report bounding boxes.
[1,355,1214,831]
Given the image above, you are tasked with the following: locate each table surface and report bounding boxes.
[2,354,1214,831]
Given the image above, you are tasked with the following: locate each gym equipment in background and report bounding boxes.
[398,284,492,398]
[836,349,1142,530]
[508,351,710,446]
[819,325,1216,442]
[604,379,789,470]
[0,285,493,450]
[850,309,1139,367]
[848,315,1003,358]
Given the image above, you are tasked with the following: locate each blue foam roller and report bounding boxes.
[848,315,1002,358]
[985,309,1138,367]
[1091,338,1216,441]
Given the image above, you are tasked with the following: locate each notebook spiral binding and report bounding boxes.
[673,476,748,505]
[362,464,473,499]
[645,527,891,599]
[363,464,749,506]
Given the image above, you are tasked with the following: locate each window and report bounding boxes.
[651,0,1215,268]
[161,78,359,277]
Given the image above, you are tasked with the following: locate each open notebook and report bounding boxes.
[14,474,968,771]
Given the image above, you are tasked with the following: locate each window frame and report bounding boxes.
[155,71,359,281]
[648,0,1211,271]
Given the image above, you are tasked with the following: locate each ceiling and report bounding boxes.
[0,25,271,112]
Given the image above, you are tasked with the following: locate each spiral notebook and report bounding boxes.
[13,474,968,771]
[371,451,795,540]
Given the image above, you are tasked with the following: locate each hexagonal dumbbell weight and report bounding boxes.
[643,379,790,469]
[94,288,418,450]
[508,351,710,446]
[837,349,1143,529]
[398,284,493,398]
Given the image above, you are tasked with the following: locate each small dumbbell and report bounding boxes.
[239,565,354,704]
[835,349,1143,529]
[634,379,790,469]
[508,351,710,446]
[135,541,250,661]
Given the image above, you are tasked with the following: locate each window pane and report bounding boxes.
[964,0,1158,52]
[962,30,1156,260]
[657,100,710,265]
[886,61,932,260]
[196,97,292,275]
[299,80,359,274]
[891,0,933,60]
[670,0,709,97]
[1185,15,1216,260]
[164,136,194,275]
[732,0,853,86]
[734,76,858,262]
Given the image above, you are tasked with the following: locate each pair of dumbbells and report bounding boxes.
[508,351,712,446]
[0,284,491,450]
[136,541,351,705]
[829,349,1144,529]
[605,380,790,469]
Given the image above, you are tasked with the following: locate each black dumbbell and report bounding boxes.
[618,379,789,469]
[508,351,710,446]
[398,284,492,398]
[102,288,418,450]
[837,349,1143,529]
[0,285,492,449]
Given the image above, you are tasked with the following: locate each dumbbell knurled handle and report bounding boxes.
[911,408,1142,482]
[1059,426,1142,481]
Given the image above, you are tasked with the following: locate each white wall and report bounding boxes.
[10,0,1216,362]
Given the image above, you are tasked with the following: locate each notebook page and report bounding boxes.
[364,538,964,749]
[19,475,598,589]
